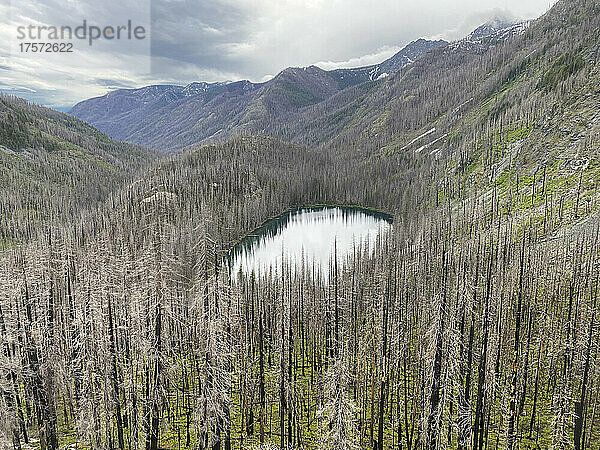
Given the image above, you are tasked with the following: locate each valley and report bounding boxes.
[1,0,600,449]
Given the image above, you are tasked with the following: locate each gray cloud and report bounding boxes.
[94,78,138,88]
[0,0,556,108]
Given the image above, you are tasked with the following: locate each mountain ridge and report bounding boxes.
[69,19,532,152]
[68,36,460,150]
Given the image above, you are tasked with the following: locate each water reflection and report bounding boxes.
[228,207,392,279]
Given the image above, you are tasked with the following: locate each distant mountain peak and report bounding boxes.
[446,19,531,54]
[328,38,447,88]
[468,18,530,41]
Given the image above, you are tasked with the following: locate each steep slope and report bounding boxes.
[0,94,154,242]
[317,0,600,236]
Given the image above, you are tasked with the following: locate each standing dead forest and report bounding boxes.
[2,0,600,449]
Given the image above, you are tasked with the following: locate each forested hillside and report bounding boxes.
[1,0,600,449]
[0,95,154,244]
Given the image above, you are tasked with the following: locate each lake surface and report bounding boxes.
[228,207,392,278]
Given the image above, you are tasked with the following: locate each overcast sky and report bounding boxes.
[0,0,557,108]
